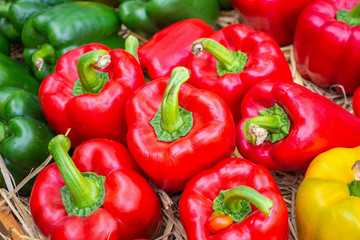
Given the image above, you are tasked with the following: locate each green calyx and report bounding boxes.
[72,49,111,96]
[150,67,193,142]
[337,2,360,27]
[31,44,56,71]
[243,103,290,146]
[212,186,274,222]
[125,34,139,62]
[191,38,247,77]
[48,135,105,217]
[348,160,360,197]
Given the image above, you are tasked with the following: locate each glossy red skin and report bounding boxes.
[231,0,314,46]
[126,78,236,193]
[294,0,360,94]
[236,80,360,171]
[187,24,293,124]
[179,158,289,240]
[353,87,360,117]
[138,19,215,80]
[30,139,162,240]
[39,43,145,147]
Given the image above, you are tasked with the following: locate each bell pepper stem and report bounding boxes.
[77,49,111,94]
[191,38,247,76]
[160,67,190,133]
[125,34,139,62]
[223,186,274,217]
[348,161,360,197]
[347,2,360,19]
[0,2,11,18]
[48,135,103,210]
[337,2,360,27]
[31,44,56,71]
[243,116,282,145]
[243,104,290,145]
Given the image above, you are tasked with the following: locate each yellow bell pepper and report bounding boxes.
[296,146,360,240]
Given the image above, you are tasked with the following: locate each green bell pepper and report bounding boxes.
[118,0,219,37]
[22,1,122,81]
[0,33,9,55]
[0,0,77,43]
[0,53,40,94]
[0,87,55,195]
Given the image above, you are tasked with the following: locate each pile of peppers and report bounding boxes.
[2,0,360,239]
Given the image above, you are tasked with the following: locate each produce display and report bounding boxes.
[1,0,360,239]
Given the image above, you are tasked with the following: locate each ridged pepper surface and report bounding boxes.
[0,0,76,42]
[0,87,55,194]
[22,2,122,81]
[0,33,9,55]
[296,146,360,239]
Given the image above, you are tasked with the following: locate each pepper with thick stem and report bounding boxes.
[296,146,360,240]
[187,24,292,124]
[39,43,144,147]
[237,79,360,171]
[179,157,288,240]
[30,135,162,240]
[126,66,235,193]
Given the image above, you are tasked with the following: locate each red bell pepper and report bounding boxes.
[138,19,215,80]
[231,0,315,46]
[39,43,144,147]
[30,135,162,240]
[353,86,360,117]
[294,0,360,94]
[187,24,292,123]
[179,157,289,239]
[126,67,236,193]
[236,79,360,171]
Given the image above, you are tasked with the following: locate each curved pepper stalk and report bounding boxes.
[209,185,274,232]
[72,49,111,96]
[150,67,193,142]
[191,38,248,76]
[242,103,290,145]
[48,135,105,217]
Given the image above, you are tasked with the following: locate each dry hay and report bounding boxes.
[1,10,352,240]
